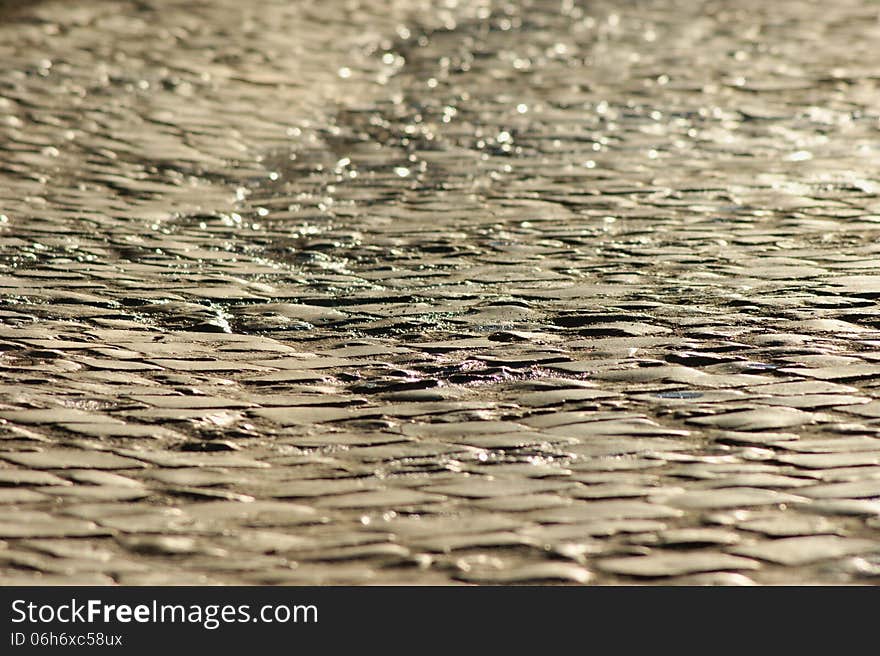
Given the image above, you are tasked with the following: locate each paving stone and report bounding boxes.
[115,572,217,586]
[58,423,185,439]
[664,572,757,586]
[0,469,70,486]
[566,438,691,458]
[571,484,677,500]
[422,477,574,499]
[692,474,814,490]
[0,409,125,425]
[268,479,383,499]
[655,488,808,510]
[842,402,880,419]
[687,408,816,431]
[597,553,761,578]
[472,494,573,512]
[781,365,880,382]
[0,489,47,503]
[119,536,224,557]
[802,500,880,517]
[94,511,200,535]
[516,389,617,407]
[799,479,880,499]
[776,452,880,469]
[730,536,880,566]
[0,512,111,539]
[370,515,524,539]
[127,395,254,409]
[736,514,838,538]
[830,555,880,580]
[114,450,268,469]
[244,564,377,585]
[312,488,446,509]
[146,359,271,372]
[180,501,323,528]
[546,419,690,439]
[774,437,880,454]
[530,501,684,523]
[1,449,147,470]
[0,573,117,586]
[654,529,742,547]
[252,406,380,426]
[456,562,593,584]
[412,531,542,553]
[810,466,880,483]
[338,442,474,462]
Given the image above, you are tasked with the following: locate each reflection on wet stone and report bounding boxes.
[3,0,880,585]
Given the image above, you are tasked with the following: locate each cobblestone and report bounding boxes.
[3,0,880,585]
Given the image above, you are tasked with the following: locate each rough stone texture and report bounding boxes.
[3,0,880,585]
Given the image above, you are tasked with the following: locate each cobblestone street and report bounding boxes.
[4,0,880,584]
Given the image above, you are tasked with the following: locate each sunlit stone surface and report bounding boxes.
[2,0,880,584]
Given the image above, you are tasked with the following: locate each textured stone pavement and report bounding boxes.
[4,0,880,584]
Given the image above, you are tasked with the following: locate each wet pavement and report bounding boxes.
[3,0,880,585]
